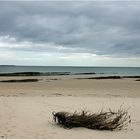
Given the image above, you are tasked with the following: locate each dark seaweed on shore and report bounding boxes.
[135,79,140,81]
[0,79,39,82]
[0,72,71,76]
[76,75,140,80]
[53,108,131,131]
[122,76,140,78]
[76,76,122,80]
[0,72,41,76]
[45,72,70,76]
[74,72,96,75]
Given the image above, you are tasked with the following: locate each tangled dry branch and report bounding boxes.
[53,107,131,131]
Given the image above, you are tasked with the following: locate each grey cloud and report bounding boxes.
[0,1,140,57]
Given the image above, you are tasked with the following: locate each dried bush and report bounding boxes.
[53,107,131,131]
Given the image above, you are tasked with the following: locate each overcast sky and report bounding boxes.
[0,1,140,66]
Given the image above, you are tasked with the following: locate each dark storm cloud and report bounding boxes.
[0,1,140,57]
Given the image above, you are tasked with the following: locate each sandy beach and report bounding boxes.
[0,75,140,138]
[1,0,140,138]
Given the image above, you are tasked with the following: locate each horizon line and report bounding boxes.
[0,65,140,68]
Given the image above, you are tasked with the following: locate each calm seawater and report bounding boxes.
[0,66,140,76]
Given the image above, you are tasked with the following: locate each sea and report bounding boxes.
[0,65,140,76]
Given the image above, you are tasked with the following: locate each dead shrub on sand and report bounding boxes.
[52,107,131,131]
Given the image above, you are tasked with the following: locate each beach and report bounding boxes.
[0,75,140,138]
[1,0,140,138]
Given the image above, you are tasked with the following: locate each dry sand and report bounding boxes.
[0,75,140,138]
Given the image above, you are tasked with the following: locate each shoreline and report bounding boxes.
[0,72,140,79]
[0,75,140,97]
